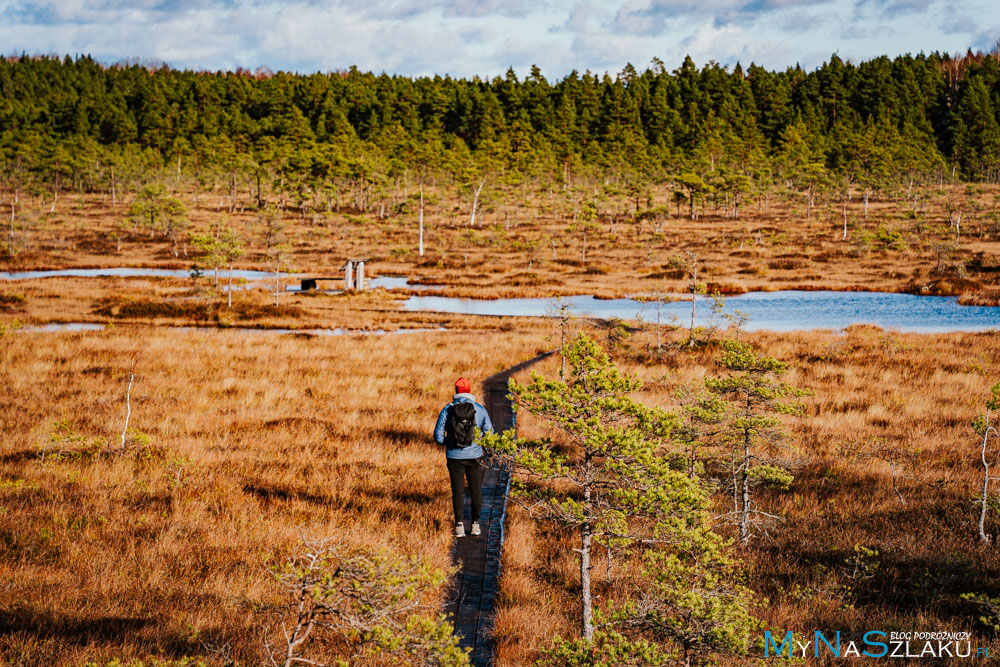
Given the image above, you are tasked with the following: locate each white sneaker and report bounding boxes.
[470,522,481,536]
[454,523,465,538]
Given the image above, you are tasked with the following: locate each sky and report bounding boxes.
[1,0,999,79]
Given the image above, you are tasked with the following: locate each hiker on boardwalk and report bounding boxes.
[434,377,494,538]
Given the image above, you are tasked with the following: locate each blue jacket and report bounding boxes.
[434,393,494,459]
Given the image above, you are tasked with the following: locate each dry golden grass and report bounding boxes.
[3,312,1000,665]
[492,324,1000,665]
[0,275,542,334]
[0,326,545,664]
[2,182,999,304]
[3,181,1000,665]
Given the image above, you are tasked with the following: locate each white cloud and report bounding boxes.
[973,25,1000,52]
[678,20,822,67]
[0,0,995,78]
[854,0,934,19]
[612,0,832,35]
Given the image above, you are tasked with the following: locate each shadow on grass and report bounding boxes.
[242,483,330,505]
[0,607,228,659]
[0,608,153,643]
[0,450,38,464]
[378,427,426,446]
[364,488,438,505]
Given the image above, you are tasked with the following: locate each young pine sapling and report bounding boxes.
[674,386,729,480]
[706,340,809,546]
[611,538,756,666]
[265,537,468,667]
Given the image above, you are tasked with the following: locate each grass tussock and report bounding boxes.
[958,289,1000,307]
[912,277,984,297]
[0,291,26,312]
[91,295,303,322]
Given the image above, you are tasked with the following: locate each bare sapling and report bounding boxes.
[418,174,425,256]
[648,282,671,356]
[545,296,576,380]
[842,197,849,240]
[120,353,140,453]
[838,436,942,507]
[669,252,704,347]
[974,383,1000,543]
[216,226,246,308]
[270,243,292,307]
[569,201,598,265]
[468,177,486,227]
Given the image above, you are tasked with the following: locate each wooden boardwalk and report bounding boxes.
[444,351,553,666]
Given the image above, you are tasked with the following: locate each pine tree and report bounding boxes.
[953,76,1000,180]
[705,340,809,546]
[483,334,722,641]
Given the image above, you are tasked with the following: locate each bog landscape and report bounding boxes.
[2,52,1000,666]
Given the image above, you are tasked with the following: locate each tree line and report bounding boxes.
[1,49,1000,213]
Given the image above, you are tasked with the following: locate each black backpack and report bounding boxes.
[446,402,477,448]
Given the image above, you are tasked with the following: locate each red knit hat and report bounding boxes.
[455,377,471,394]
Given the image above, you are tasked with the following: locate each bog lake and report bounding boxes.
[4,268,999,333]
